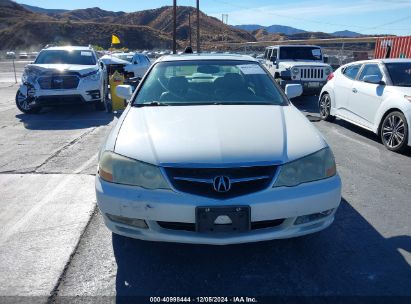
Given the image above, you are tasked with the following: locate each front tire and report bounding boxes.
[15,90,41,114]
[319,93,335,122]
[380,111,409,153]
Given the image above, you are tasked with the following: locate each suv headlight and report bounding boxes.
[22,67,41,83]
[83,69,100,81]
[98,151,170,190]
[292,67,299,74]
[274,148,336,187]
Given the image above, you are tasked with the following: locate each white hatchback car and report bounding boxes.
[319,59,411,152]
[96,54,341,245]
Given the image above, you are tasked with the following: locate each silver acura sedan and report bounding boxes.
[96,54,341,245]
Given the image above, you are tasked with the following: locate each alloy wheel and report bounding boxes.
[382,114,405,149]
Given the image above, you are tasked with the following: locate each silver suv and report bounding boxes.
[16,46,107,113]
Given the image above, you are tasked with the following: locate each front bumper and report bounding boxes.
[96,174,341,245]
[19,79,102,107]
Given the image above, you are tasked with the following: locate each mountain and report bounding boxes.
[0,1,171,50]
[332,30,362,37]
[55,7,126,21]
[52,6,255,43]
[20,3,68,15]
[235,24,306,35]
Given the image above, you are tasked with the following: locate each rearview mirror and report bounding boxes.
[363,74,384,85]
[116,85,133,101]
[285,84,303,99]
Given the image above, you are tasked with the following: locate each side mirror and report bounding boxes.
[363,74,384,85]
[285,84,303,99]
[270,56,277,64]
[116,85,133,101]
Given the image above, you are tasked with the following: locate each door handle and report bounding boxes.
[352,88,358,93]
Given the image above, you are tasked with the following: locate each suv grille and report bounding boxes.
[300,68,324,80]
[165,166,277,199]
[38,74,80,90]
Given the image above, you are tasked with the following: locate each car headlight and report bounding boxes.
[324,67,332,75]
[98,151,170,190]
[22,67,40,83]
[83,69,100,81]
[273,148,336,187]
[292,67,299,74]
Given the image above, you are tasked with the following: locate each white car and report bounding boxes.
[123,52,152,78]
[319,59,411,152]
[96,54,341,245]
[16,46,106,114]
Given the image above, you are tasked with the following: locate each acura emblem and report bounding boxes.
[213,176,231,193]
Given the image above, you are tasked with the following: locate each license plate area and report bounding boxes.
[196,206,250,233]
[307,81,320,88]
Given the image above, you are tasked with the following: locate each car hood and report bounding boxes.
[26,64,98,75]
[114,105,327,166]
[280,61,331,69]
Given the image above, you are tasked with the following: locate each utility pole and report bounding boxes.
[173,0,177,54]
[188,12,192,47]
[196,0,200,53]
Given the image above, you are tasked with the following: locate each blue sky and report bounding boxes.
[18,0,411,35]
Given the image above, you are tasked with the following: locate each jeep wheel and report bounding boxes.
[319,93,335,122]
[15,90,41,114]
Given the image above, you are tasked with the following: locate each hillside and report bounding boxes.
[52,6,255,43]
[0,1,172,50]
[235,24,306,35]
[21,3,68,15]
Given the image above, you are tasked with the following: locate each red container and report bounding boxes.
[374,36,411,59]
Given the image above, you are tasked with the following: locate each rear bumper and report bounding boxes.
[96,174,342,245]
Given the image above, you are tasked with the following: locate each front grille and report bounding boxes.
[165,166,277,199]
[300,68,324,80]
[157,219,285,232]
[38,74,80,90]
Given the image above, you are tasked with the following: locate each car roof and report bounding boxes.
[345,58,411,66]
[157,53,258,63]
[42,46,94,51]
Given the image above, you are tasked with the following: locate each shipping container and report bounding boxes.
[374,36,411,59]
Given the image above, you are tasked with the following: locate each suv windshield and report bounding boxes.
[280,47,322,61]
[133,60,286,106]
[385,62,411,87]
[35,50,97,65]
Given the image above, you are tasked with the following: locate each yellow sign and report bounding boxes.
[109,71,126,111]
[112,34,121,45]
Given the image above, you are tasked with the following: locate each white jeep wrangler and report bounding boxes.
[263,45,332,95]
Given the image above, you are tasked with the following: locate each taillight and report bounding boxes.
[327,72,334,82]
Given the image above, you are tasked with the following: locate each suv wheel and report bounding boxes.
[15,90,41,114]
[380,111,409,153]
[319,93,335,122]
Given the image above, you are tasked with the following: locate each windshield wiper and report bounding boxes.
[135,101,170,107]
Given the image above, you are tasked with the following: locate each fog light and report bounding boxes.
[294,209,334,225]
[106,213,148,229]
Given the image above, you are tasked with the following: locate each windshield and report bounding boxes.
[133,60,286,106]
[113,54,134,62]
[279,47,322,61]
[35,50,97,65]
[385,62,411,87]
